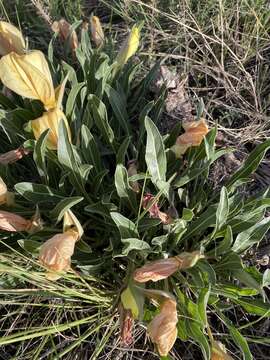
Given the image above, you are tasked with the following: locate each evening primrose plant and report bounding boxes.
[0,19,270,359]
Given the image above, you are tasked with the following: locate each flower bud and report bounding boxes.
[51,19,78,54]
[0,21,26,56]
[120,286,140,319]
[211,341,233,360]
[90,16,104,47]
[0,210,31,232]
[39,229,78,280]
[0,147,29,165]
[148,298,178,356]
[171,118,209,157]
[116,24,140,66]
[127,160,140,193]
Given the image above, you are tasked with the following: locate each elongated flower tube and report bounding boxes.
[211,341,233,360]
[31,108,71,150]
[51,19,78,54]
[133,251,204,283]
[90,16,104,47]
[39,210,83,280]
[116,24,140,66]
[0,146,29,165]
[0,21,26,56]
[171,118,209,157]
[148,298,178,357]
[0,210,31,232]
[0,50,56,110]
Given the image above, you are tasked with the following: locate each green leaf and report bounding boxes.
[233,269,264,298]
[116,137,130,164]
[207,226,233,257]
[214,252,243,272]
[121,238,151,256]
[229,326,253,360]
[110,212,139,239]
[215,186,229,231]
[15,182,63,203]
[227,139,270,190]
[234,298,270,317]
[50,197,83,222]
[232,216,270,253]
[114,164,137,211]
[17,239,40,254]
[66,83,85,118]
[58,120,89,199]
[105,85,131,135]
[33,129,49,180]
[81,125,103,174]
[145,116,167,185]
[198,286,211,327]
[263,269,270,288]
[187,322,211,360]
[88,94,114,146]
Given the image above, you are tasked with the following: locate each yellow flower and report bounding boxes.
[90,16,104,47]
[0,50,56,110]
[0,177,14,206]
[39,210,83,280]
[31,108,71,150]
[148,298,178,357]
[171,118,209,157]
[0,21,26,56]
[133,251,204,283]
[116,24,140,66]
[0,210,31,232]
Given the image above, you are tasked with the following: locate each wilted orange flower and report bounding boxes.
[0,147,29,165]
[127,160,140,193]
[134,257,181,283]
[0,21,26,56]
[148,298,178,356]
[172,118,209,157]
[142,193,172,224]
[51,19,78,54]
[90,16,104,47]
[39,229,78,280]
[39,210,83,280]
[211,341,233,360]
[133,251,204,283]
[0,210,31,232]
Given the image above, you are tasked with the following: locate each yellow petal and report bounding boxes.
[90,16,104,47]
[31,108,71,150]
[0,50,56,109]
[116,24,140,66]
[0,21,25,55]
[63,209,83,240]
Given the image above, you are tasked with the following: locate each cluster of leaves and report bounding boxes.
[0,22,270,359]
